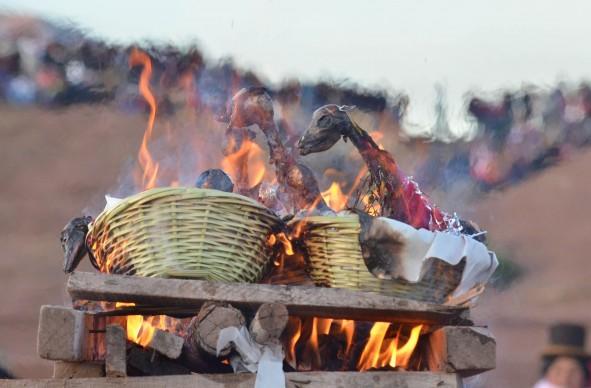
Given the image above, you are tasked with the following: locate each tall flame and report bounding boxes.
[129,48,159,190]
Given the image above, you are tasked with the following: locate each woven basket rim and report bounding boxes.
[91,187,279,230]
[291,214,359,224]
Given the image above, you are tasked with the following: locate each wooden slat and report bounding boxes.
[3,371,462,388]
[67,272,469,325]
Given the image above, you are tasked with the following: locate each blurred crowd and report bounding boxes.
[2,14,591,194]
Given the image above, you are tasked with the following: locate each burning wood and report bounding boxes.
[36,274,495,385]
[147,329,184,359]
[127,346,192,376]
[31,43,502,388]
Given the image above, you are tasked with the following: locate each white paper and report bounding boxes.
[104,195,123,212]
[216,326,286,388]
[255,346,285,388]
[365,217,498,297]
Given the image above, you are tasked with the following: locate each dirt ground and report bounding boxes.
[1,104,590,387]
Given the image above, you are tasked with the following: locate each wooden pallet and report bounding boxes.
[28,272,495,387]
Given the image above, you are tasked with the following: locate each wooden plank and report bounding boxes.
[426,326,496,377]
[105,325,126,377]
[52,362,104,378]
[2,371,462,388]
[67,272,469,325]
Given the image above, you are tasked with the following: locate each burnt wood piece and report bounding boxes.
[61,216,92,273]
[127,346,191,376]
[105,325,126,377]
[186,302,246,357]
[3,372,462,387]
[178,303,242,373]
[67,272,470,325]
[426,326,496,377]
[147,329,184,359]
[249,303,289,345]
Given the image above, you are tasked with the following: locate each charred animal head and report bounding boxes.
[298,104,356,156]
[226,87,275,130]
[61,216,92,273]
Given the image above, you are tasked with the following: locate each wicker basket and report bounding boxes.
[295,215,465,303]
[86,187,281,283]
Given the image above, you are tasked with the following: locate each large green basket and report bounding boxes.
[296,215,465,303]
[86,187,281,283]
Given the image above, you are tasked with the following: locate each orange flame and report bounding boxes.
[129,48,159,190]
[115,302,182,348]
[286,317,422,371]
[357,323,423,370]
[321,182,348,212]
[391,324,423,368]
[221,138,266,189]
[286,317,302,366]
[357,322,390,370]
[338,319,355,354]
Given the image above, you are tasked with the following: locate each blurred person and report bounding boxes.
[534,323,590,388]
[468,92,513,151]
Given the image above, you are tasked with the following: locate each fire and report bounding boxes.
[129,48,159,190]
[115,302,182,348]
[126,314,156,347]
[337,319,355,354]
[286,317,302,366]
[356,322,422,371]
[221,138,266,189]
[393,324,423,368]
[321,182,348,211]
[318,166,369,214]
[285,317,423,371]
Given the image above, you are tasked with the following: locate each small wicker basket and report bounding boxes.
[295,215,465,303]
[86,187,281,283]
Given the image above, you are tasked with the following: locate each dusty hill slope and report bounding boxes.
[0,105,144,377]
[0,105,590,386]
[468,148,591,388]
